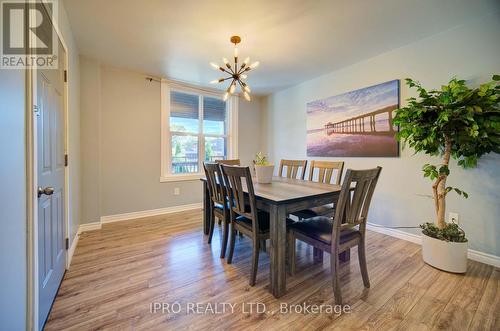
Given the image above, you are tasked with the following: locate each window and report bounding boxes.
[161,81,238,181]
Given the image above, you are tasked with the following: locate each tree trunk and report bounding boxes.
[436,179,447,228]
[435,137,452,229]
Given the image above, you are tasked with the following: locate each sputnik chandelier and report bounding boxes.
[210,35,259,101]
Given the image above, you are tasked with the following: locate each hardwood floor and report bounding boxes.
[45,210,499,330]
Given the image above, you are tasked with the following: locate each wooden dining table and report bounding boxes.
[200,176,346,298]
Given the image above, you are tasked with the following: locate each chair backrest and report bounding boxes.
[220,165,260,234]
[203,162,226,207]
[332,167,382,239]
[216,159,241,166]
[278,159,308,180]
[308,160,344,185]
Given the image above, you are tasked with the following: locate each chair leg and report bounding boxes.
[220,219,230,259]
[250,240,260,286]
[207,210,215,244]
[358,240,370,288]
[227,224,237,264]
[288,231,296,276]
[330,247,343,305]
[313,247,323,264]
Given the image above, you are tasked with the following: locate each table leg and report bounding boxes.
[202,181,210,235]
[339,249,350,262]
[269,204,287,298]
[313,247,324,263]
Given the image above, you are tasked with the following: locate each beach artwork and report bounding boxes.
[306,80,400,157]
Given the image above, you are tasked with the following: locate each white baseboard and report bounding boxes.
[78,221,102,233]
[366,223,421,245]
[367,222,500,268]
[66,233,79,269]
[100,203,203,224]
[467,249,500,268]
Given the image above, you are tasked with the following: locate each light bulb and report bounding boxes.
[243,91,251,101]
[223,92,229,101]
[250,61,260,69]
[234,47,238,58]
[244,57,250,64]
[210,62,219,69]
[244,85,251,93]
[223,57,228,64]
[210,79,219,84]
[229,83,236,94]
[240,74,247,79]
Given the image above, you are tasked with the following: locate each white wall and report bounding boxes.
[238,97,263,166]
[79,59,263,221]
[263,12,500,256]
[0,70,27,331]
[80,57,101,224]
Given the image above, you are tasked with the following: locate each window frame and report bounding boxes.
[160,80,238,182]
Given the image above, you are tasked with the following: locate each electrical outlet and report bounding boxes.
[174,187,180,196]
[448,212,459,224]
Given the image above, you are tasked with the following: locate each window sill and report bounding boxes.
[160,174,204,183]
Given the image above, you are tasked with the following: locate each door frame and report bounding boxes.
[26,2,71,330]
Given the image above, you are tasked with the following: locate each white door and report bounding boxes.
[37,39,66,329]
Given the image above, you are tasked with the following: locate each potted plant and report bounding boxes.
[253,152,274,184]
[393,75,499,273]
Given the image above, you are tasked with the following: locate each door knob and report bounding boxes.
[38,186,55,198]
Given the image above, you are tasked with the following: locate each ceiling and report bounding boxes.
[63,0,498,95]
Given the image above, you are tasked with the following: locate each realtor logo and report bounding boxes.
[1,0,58,69]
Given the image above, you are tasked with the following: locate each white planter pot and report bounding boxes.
[255,165,274,184]
[421,233,468,273]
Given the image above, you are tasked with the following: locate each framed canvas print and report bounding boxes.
[306,80,400,157]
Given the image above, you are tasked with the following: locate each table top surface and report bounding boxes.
[201,176,341,204]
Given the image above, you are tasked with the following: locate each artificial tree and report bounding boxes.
[393,76,499,237]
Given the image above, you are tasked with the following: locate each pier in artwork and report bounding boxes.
[324,105,397,136]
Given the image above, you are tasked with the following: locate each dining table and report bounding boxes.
[200,175,347,298]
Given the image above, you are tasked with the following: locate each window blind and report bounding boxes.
[170,91,199,119]
[203,96,226,122]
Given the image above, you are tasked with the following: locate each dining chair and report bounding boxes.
[292,160,344,220]
[220,165,272,286]
[278,159,308,180]
[288,166,382,304]
[216,159,241,166]
[203,162,231,258]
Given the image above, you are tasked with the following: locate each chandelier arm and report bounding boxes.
[217,77,233,84]
[237,79,248,92]
[238,65,250,75]
[219,67,233,75]
[225,61,235,74]
[227,78,236,93]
